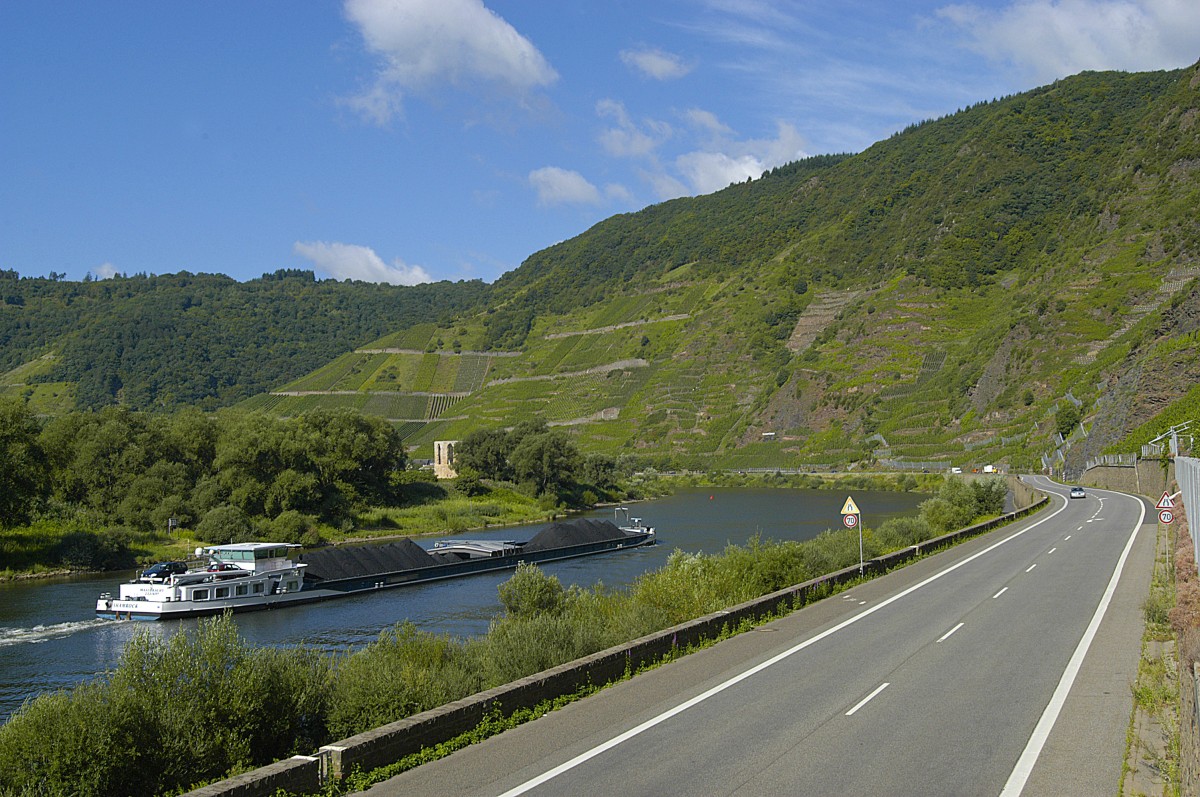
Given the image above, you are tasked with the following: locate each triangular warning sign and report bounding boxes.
[841,496,860,515]
[1157,492,1175,510]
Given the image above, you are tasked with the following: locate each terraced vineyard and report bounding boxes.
[231,65,1200,473]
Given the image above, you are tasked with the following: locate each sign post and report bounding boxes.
[841,496,862,576]
[1157,492,1176,525]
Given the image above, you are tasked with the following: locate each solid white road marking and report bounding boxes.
[846,682,890,716]
[937,623,965,643]
[999,493,1146,796]
[496,499,1070,797]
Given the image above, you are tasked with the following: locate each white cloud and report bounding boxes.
[619,47,694,80]
[938,0,1200,84]
[675,151,765,194]
[604,182,635,204]
[596,99,672,158]
[91,262,119,280]
[528,167,602,206]
[343,0,558,123]
[673,121,808,195]
[643,169,690,201]
[293,241,432,285]
[685,108,733,136]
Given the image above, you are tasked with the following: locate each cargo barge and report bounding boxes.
[96,513,655,620]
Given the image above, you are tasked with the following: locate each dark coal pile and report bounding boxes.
[301,539,438,582]
[522,519,628,553]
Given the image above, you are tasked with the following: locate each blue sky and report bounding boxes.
[2,1,1196,286]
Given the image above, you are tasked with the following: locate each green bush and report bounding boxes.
[0,615,332,797]
[499,563,567,618]
[197,504,254,544]
[55,527,135,571]
[327,623,477,739]
[269,509,322,547]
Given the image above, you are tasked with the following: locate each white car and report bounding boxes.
[1069,487,1086,499]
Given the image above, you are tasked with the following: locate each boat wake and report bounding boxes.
[0,619,115,647]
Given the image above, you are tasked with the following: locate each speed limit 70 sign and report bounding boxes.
[1160,509,1175,525]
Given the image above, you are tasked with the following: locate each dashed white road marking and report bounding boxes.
[846,682,890,716]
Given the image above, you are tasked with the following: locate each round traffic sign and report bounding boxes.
[843,513,859,528]
[1160,509,1175,525]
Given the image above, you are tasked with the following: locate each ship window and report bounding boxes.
[235,584,248,596]
[253,583,264,594]
[215,587,230,599]
[286,580,298,592]
[193,588,209,601]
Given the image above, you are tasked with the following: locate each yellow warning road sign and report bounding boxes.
[841,496,860,515]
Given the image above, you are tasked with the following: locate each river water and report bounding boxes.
[0,487,924,722]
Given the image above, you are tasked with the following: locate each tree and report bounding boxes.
[579,453,617,491]
[509,429,579,496]
[0,398,49,525]
[455,428,512,481]
[197,504,254,544]
[1055,402,1081,438]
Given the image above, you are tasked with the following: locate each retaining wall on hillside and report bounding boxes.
[1079,460,1175,499]
[184,493,1048,797]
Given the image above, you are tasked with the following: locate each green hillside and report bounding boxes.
[253,64,1200,477]
[5,64,1199,478]
[0,270,487,411]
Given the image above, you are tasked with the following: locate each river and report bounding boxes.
[0,487,924,723]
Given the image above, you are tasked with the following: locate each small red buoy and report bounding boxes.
[709,495,714,500]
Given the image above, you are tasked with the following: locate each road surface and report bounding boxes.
[361,479,1154,796]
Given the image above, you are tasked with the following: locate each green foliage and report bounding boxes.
[1055,402,1081,438]
[0,270,488,411]
[327,623,478,739]
[509,429,578,496]
[0,615,332,797]
[56,527,135,571]
[498,563,567,618]
[0,397,49,525]
[455,428,512,481]
[196,504,255,544]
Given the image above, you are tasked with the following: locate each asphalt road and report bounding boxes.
[360,480,1154,796]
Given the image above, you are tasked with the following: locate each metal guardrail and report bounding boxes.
[1178,457,1200,577]
[1084,453,1138,470]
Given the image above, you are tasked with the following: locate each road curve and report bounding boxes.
[360,479,1154,797]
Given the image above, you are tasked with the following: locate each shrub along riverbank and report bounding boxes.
[0,476,1005,797]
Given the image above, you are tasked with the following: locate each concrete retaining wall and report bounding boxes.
[1081,460,1175,499]
[1184,663,1199,796]
[185,492,1047,797]
[182,756,320,797]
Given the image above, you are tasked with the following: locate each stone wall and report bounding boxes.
[433,440,459,479]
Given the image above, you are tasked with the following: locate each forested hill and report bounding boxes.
[0,269,487,411]
[480,67,1193,346]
